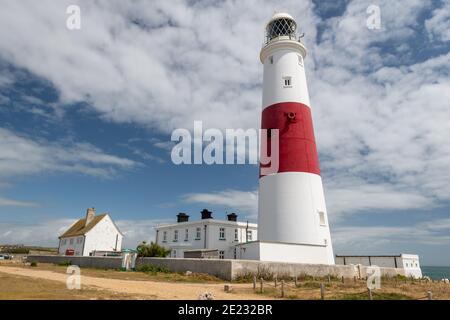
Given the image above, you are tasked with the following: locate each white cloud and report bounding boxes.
[333,218,450,250]
[0,217,168,249]
[0,197,39,207]
[183,189,258,218]
[0,0,449,218]
[0,128,137,179]
[425,0,450,42]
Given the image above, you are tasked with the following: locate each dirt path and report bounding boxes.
[0,266,267,300]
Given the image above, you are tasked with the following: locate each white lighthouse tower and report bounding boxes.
[237,13,335,265]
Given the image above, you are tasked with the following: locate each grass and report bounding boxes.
[5,262,223,283]
[0,272,153,300]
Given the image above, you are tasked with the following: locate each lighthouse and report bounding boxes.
[237,13,335,265]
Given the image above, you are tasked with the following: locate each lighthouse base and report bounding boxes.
[235,241,335,265]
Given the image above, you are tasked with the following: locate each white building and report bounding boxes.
[58,208,123,256]
[335,254,423,279]
[155,210,257,259]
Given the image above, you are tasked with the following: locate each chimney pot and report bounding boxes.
[227,213,238,222]
[85,207,95,226]
[177,212,189,223]
[201,209,213,220]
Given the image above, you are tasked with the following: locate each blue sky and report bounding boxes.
[1,0,450,265]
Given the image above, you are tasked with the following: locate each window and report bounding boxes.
[173,230,178,242]
[298,55,303,66]
[246,230,253,241]
[219,250,225,259]
[163,231,167,242]
[318,211,326,226]
[234,229,238,241]
[269,56,274,64]
[234,248,237,259]
[195,227,201,240]
[69,238,74,245]
[283,76,292,87]
[77,237,83,244]
[172,249,177,258]
[62,239,67,245]
[219,227,226,240]
[185,229,189,241]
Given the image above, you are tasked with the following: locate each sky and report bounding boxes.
[0,0,449,265]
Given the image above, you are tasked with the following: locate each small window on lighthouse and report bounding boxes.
[318,211,326,226]
[298,55,303,66]
[283,76,292,87]
[269,56,273,64]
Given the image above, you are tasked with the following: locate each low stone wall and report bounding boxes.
[27,255,405,281]
[27,255,122,269]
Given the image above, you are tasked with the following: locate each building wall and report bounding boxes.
[58,235,85,256]
[156,220,257,259]
[236,241,331,265]
[27,255,406,281]
[83,215,122,256]
[335,254,422,279]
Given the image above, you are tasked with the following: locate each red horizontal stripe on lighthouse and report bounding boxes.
[260,102,321,177]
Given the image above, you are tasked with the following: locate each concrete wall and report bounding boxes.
[27,255,122,269]
[27,255,406,281]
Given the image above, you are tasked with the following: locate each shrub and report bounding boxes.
[8,248,30,254]
[57,261,72,267]
[136,264,170,274]
[30,262,37,267]
[136,241,171,258]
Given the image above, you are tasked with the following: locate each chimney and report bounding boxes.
[177,212,189,223]
[227,212,238,222]
[85,207,95,226]
[200,209,213,220]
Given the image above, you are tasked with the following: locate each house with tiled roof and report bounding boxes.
[58,208,123,256]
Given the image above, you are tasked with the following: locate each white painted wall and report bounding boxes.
[156,219,258,259]
[236,241,330,265]
[58,235,84,256]
[262,47,310,108]
[335,254,422,279]
[59,215,123,256]
[258,172,334,264]
[83,215,122,256]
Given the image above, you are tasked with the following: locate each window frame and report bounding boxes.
[219,227,226,240]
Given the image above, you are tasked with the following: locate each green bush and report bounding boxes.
[136,264,170,274]
[136,241,171,258]
[30,262,37,267]
[57,261,72,266]
[8,248,30,254]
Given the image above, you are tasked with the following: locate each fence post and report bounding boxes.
[368,288,373,300]
[320,283,325,300]
[427,291,433,300]
[274,277,277,288]
[253,275,256,290]
[260,278,264,293]
[327,275,331,283]
[342,276,345,283]
[294,276,298,287]
[281,280,285,298]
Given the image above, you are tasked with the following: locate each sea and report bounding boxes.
[421,266,450,280]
